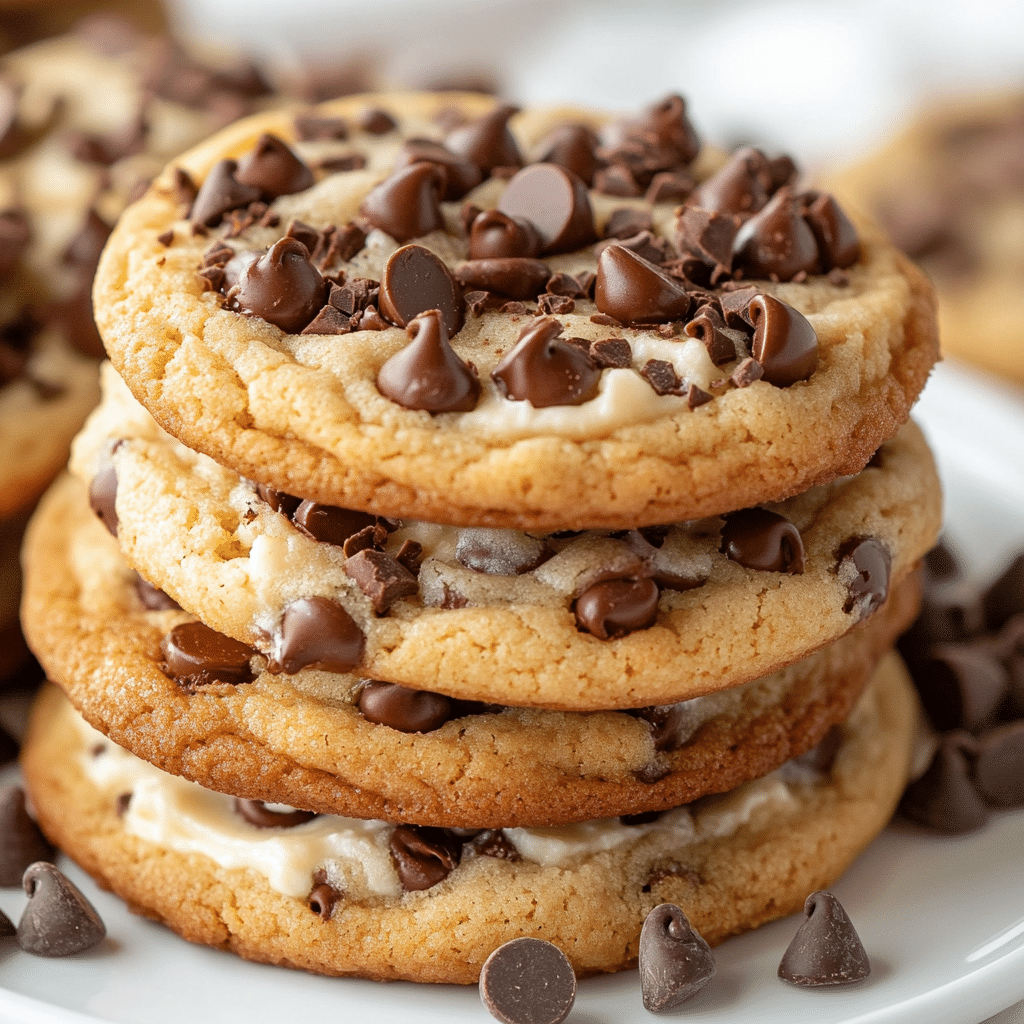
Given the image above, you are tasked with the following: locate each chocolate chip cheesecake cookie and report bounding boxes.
[93,91,939,530]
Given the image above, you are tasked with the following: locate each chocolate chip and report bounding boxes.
[341,523,388,558]
[317,153,367,173]
[604,207,653,241]
[733,186,820,281]
[88,462,119,537]
[683,311,736,366]
[455,528,549,575]
[721,507,805,574]
[291,501,373,546]
[593,162,643,197]
[468,830,520,861]
[687,384,713,409]
[729,356,763,388]
[379,244,463,339]
[358,108,397,135]
[270,596,364,673]
[0,787,56,886]
[389,825,462,891]
[480,937,576,1024]
[359,163,445,242]
[234,799,317,828]
[445,104,522,175]
[747,293,818,386]
[161,622,256,690]
[914,644,1008,733]
[294,113,348,141]
[675,206,739,280]
[63,209,111,275]
[983,553,1024,631]
[469,209,543,260]
[302,305,351,335]
[641,359,684,396]
[594,244,690,324]
[358,681,458,733]
[533,123,600,186]
[189,159,261,227]
[17,862,106,957]
[394,539,424,574]
[778,891,870,986]
[575,577,660,640]
[691,147,773,216]
[172,167,198,212]
[344,548,418,613]
[135,577,180,611]
[498,163,596,255]
[492,317,601,408]
[394,138,482,200]
[974,721,1024,807]
[455,258,550,301]
[314,221,368,268]
[377,308,480,413]
[836,537,891,620]
[639,904,715,1011]
[588,337,632,369]
[802,190,860,270]
[646,170,695,204]
[308,869,341,920]
[900,731,988,833]
[229,237,326,333]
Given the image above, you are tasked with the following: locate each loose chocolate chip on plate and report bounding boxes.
[161,622,256,690]
[360,162,445,243]
[389,825,462,891]
[913,644,1008,733]
[270,596,364,674]
[974,721,1024,807]
[358,680,458,733]
[594,244,690,324]
[498,163,596,255]
[575,577,660,640]
[639,903,715,1011]
[480,937,576,1024]
[17,863,106,957]
[234,799,317,829]
[379,244,464,338]
[0,787,56,886]
[234,133,314,198]
[778,891,870,986]
[900,731,989,834]
[747,293,818,387]
[721,507,805,574]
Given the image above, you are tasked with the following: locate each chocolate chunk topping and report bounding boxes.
[641,359,684,396]
[190,159,261,227]
[344,548,418,613]
[691,147,772,216]
[468,209,543,260]
[234,799,317,829]
[575,577,660,640]
[914,645,1008,733]
[983,553,1024,631]
[778,891,870,986]
[230,237,326,333]
[533,123,600,186]
[732,186,820,281]
[456,528,549,575]
[492,317,601,408]
[604,207,653,241]
[747,293,818,386]
[308,870,341,921]
[456,258,550,300]
[730,356,763,388]
[358,108,397,134]
[676,206,739,280]
[974,721,1024,807]
[684,311,736,366]
[646,170,695,204]
[379,244,463,338]
[359,163,445,242]
[480,937,576,1024]
[687,384,713,409]
[900,732,989,834]
[639,904,715,1011]
[594,244,690,324]
[445,104,522,175]
[135,577,180,611]
[377,309,480,413]
[394,138,482,200]
[294,113,348,141]
[0,787,56,886]
[161,622,256,690]
[293,501,375,546]
[17,863,106,958]
[498,164,596,255]
[586,337,632,368]
[389,825,462,891]
[358,681,458,733]
[837,537,891,620]
[721,508,805,574]
[802,191,860,270]
[88,462,119,537]
[593,163,642,197]
[468,830,520,861]
[270,596,364,674]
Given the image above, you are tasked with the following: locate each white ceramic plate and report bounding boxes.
[2,359,1023,1024]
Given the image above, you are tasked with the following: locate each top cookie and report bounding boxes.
[94,91,939,530]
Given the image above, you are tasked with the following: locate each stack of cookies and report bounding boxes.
[19,92,942,983]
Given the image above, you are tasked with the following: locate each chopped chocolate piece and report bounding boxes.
[189,159,261,227]
[597,229,673,267]
[317,152,367,172]
[686,384,713,410]
[294,112,349,141]
[344,548,418,613]
[537,293,574,315]
[358,108,397,134]
[0,787,56,886]
[358,680,459,732]
[533,123,601,186]
[229,238,326,333]
[135,577,180,611]
[357,306,387,331]
[378,244,463,339]
[914,644,1008,733]
[469,209,543,260]
[270,596,364,673]
[492,317,601,407]
[730,356,763,388]
[684,311,737,366]
[342,523,388,558]
[639,904,715,1011]
[690,147,772,216]
[604,207,653,240]
[468,830,520,861]
[327,277,376,317]
[590,312,621,327]
[307,869,341,921]
[646,170,695,204]
[575,577,660,640]
[983,553,1024,631]
[900,732,988,833]
[587,337,632,369]
[88,461,119,537]
[456,258,550,300]
[593,162,643,197]
[161,622,256,690]
[389,825,461,891]
[455,528,548,575]
[718,285,760,329]
[377,309,480,413]
[594,244,690,324]
[676,206,739,279]
[293,500,375,547]
[234,799,317,828]
[445,104,522,175]
[802,190,860,270]
[778,891,870,986]
[172,167,198,212]
[836,537,891,620]
[480,937,576,1024]
[256,484,301,517]
[17,863,106,958]
[301,304,352,335]
[640,359,684,396]
[359,163,445,242]
[286,219,320,253]
[543,272,586,298]
[395,138,482,201]
[721,508,805,574]
[315,221,368,267]
[974,721,1024,807]
[465,290,503,317]
[394,539,424,574]
[498,163,596,255]
[732,187,820,281]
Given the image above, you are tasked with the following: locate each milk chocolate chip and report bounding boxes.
[234,133,314,198]
[270,596,364,674]
[358,681,458,733]
[389,825,462,891]
[189,159,261,227]
[455,258,550,300]
[721,508,805,574]
[359,163,445,242]
[479,937,577,1024]
[468,209,543,260]
[914,644,1008,732]
[455,528,548,575]
[778,891,870,986]
[733,187,820,281]
[594,244,690,324]
[308,870,341,921]
[377,308,480,413]
[639,904,715,1011]
[0,787,56,886]
[293,500,376,546]
[803,190,860,270]
[575,577,660,639]
[234,799,317,828]
[690,147,772,216]
[394,138,481,200]
[379,244,463,338]
[161,622,256,690]
[900,731,989,833]
[747,293,818,386]
[497,163,596,255]
[88,462,119,537]
[491,317,601,408]
[533,123,600,186]
[837,537,891,619]
[445,104,522,174]
[974,721,1024,808]
[230,237,326,333]
[17,863,106,957]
